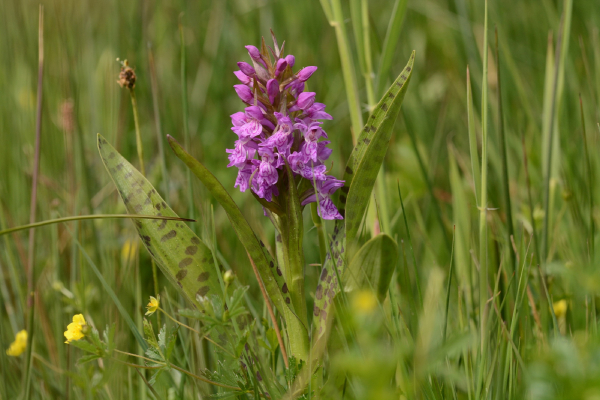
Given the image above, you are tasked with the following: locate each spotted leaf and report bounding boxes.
[97,134,220,308]
[343,51,415,252]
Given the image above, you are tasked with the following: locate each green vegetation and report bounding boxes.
[1,0,599,399]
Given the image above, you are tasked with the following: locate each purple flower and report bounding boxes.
[234,162,256,192]
[267,79,279,104]
[297,66,317,82]
[287,151,309,175]
[257,160,279,186]
[275,59,288,77]
[305,103,333,120]
[237,61,256,76]
[227,34,344,221]
[285,55,295,68]
[245,45,266,67]
[296,92,316,110]
[227,140,257,168]
[234,84,253,103]
[318,196,343,220]
[233,70,252,85]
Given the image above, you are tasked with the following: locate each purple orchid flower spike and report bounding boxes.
[227,33,344,220]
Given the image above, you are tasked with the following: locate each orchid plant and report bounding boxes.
[92,32,414,397]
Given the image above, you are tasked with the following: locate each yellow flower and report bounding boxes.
[6,330,27,357]
[145,295,160,316]
[553,300,568,319]
[64,314,87,344]
[352,290,378,314]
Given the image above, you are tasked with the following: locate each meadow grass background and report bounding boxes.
[1,0,600,398]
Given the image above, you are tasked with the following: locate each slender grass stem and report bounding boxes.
[495,28,516,285]
[179,17,195,225]
[327,0,364,137]
[0,214,193,237]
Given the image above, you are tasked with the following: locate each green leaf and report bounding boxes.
[343,233,398,301]
[77,355,102,365]
[143,318,158,350]
[343,51,415,251]
[167,136,303,326]
[97,134,221,308]
[70,339,99,355]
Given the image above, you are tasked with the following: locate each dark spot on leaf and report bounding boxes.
[135,220,142,229]
[406,66,411,72]
[340,209,345,217]
[285,297,291,304]
[191,237,200,245]
[363,138,371,145]
[388,93,394,98]
[185,246,198,255]
[197,272,210,282]
[134,205,143,213]
[161,230,177,242]
[345,166,353,175]
[269,261,274,268]
[197,286,210,297]
[161,202,167,209]
[313,306,321,317]
[316,285,323,300]
[144,197,151,205]
[282,283,288,293]
[158,220,167,230]
[260,240,265,247]
[155,203,161,210]
[116,163,124,171]
[320,310,327,320]
[320,269,328,280]
[327,276,332,284]
[124,171,133,179]
[142,235,151,242]
[276,267,282,276]
[381,103,388,111]
[179,258,193,268]
[176,269,188,280]
[177,281,183,288]
[276,234,282,243]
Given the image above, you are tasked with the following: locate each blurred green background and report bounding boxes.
[1,0,600,398]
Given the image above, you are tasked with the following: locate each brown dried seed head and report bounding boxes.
[117,59,136,89]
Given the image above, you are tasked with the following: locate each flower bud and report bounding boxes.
[297,92,316,110]
[233,70,252,85]
[223,270,235,285]
[237,61,256,76]
[297,66,317,82]
[234,84,254,103]
[267,79,279,104]
[245,45,266,67]
[275,59,288,77]
[285,55,295,68]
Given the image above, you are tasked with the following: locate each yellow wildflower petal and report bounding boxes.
[145,295,160,316]
[6,330,27,357]
[64,314,87,344]
[352,290,378,314]
[553,299,567,319]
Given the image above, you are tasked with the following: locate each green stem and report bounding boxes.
[328,0,364,138]
[311,203,327,266]
[0,214,193,237]
[179,18,195,225]
[129,89,145,176]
